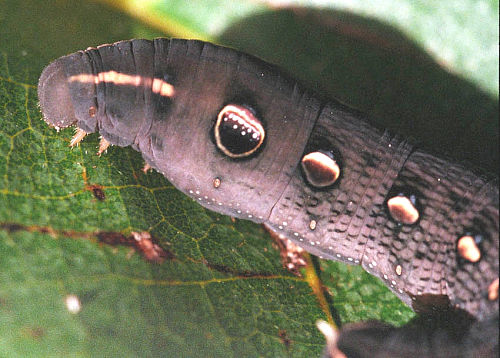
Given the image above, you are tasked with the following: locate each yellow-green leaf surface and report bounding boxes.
[0,0,498,357]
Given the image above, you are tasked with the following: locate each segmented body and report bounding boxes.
[38,39,499,357]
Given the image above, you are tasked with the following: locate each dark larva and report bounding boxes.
[38,39,499,357]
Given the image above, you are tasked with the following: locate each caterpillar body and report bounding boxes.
[38,39,498,357]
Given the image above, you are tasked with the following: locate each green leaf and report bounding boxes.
[0,0,497,357]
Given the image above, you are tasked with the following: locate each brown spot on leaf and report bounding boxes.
[131,231,173,264]
[83,168,105,201]
[87,184,105,201]
[96,231,129,245]
[97,231,174,264]
[278,329,292,351]
[0,224,174,265]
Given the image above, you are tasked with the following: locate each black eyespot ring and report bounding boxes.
[214,104,265,158]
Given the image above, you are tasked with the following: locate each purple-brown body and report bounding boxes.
[38,38,498,357]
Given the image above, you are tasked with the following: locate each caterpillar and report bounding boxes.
[38,38,498,357]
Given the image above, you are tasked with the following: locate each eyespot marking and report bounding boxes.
[387,194,419,225]
[309,220,317,230]
[214,104,265,158]
[213,177,221,188]
[301,151,340,188]
[457,234,482,263]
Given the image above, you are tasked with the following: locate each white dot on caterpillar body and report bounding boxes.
[396,265,402,276]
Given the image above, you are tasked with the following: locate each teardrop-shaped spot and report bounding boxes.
[301,151,340,188]
[214,104,265,158]
[386,194,419,225]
